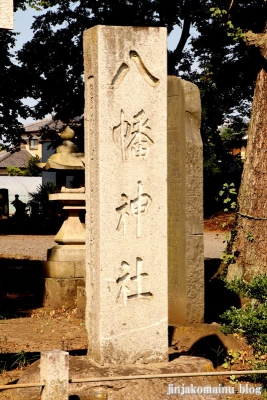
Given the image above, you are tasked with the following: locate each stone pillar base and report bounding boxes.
[42,245,85,309]
[43,277,85,309]
[44,244,85,278]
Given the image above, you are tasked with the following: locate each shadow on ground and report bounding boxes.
[204,259,240,323]
[0,258,241,321]
[0,258,44,319]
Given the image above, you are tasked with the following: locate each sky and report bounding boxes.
[13,6,183,124]
[14,7,181,51]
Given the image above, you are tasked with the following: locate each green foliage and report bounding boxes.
[15,0,261,217]
[209,7,245,41]
[7,166,24,176]
[10,350,38,369]
[219,182,237,212]
[0,351,40,372]
[246,232,254,243]
[26,0,52,10]
[221,275,267,354]
[0,28,30,150]
[29,181,56,203]
[24,155,42,176]
[28,182,56,217]
[220,249,235,267]
[222,349,248,369]
[7,156,41,176]
[2,0,267,210]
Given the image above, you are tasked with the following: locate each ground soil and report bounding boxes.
[204,212,236,232]
[0,223,265,399]
[0,233,88,397]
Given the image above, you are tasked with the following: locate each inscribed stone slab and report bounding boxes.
[168,76,204,324]
[84,25,168,365]
[0,0,13,29]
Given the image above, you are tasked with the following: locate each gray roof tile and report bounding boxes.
[0,150,32,168]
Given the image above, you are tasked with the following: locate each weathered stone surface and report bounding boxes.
[44,260,84,278]
[46,244,85,262]
[42,277,84,308]
[47,197,85,245]
[44,245,85,278]
[49,193,86,201]
[0,0,13,29]
[167,76,204,324]
[13,356,223,400]
[84,25,168,365]
[40,350,69,400]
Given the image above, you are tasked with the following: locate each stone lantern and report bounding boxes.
[40,126,86,309]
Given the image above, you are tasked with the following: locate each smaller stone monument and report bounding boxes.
[168,76,204,324]
[0,0,13,29]
[40,126,86,309]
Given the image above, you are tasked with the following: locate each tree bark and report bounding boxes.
[168,14,191,75]
[229,24,267,281]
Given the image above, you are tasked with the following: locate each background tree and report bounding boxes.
[16,0,261,214]
[3,1,267,226]
[190,1,267,281]
[7,155,41,176]
[0,0,51,150]
[0,28,28,150]
[230,10,267,281]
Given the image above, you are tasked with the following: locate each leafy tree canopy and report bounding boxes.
[1,0,267,212]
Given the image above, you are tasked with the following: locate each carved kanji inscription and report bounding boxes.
[116,258,152,306]
[113,110,153,161]
[110,50,159,88]
[116,181,152,238]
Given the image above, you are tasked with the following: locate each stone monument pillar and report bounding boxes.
[168,76,204,324]
[84,26,168,365]
[0,0,13,29]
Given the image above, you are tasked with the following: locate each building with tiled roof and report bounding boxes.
[0,116,81,176]
[0,150,32,176]
[23,117,64,134]
[21,117,64,160]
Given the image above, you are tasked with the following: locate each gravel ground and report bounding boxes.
[0,233,226,260]
[0,234,55,260]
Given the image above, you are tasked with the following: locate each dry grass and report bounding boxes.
[204,212,236,232]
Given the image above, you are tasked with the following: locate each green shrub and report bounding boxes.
[28,182,57,217]
[221,275,267,386]
[221,275,267,354]
[7,166,24,176]
[7,155,41,177]
[24,155,42,177]
[218,182,237,212]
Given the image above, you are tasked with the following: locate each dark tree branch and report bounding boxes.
[245,27,267,60]
[228,0,234,11]
[168,3,191,74]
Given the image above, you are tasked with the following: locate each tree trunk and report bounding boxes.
[229,26,267,281]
